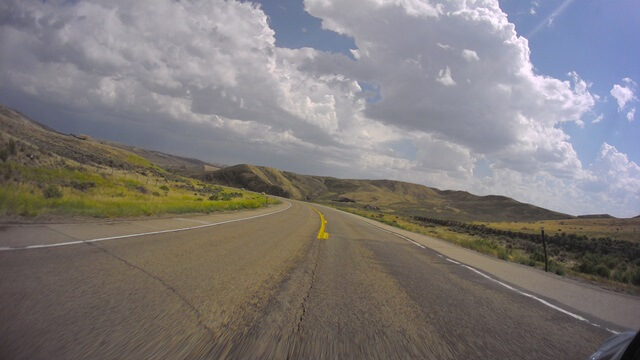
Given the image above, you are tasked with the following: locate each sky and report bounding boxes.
[0,0,638,217]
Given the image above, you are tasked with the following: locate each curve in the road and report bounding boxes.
[310,207,329,240]
[0,202,292,251]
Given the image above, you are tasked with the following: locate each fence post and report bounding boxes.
[541,227,548,272]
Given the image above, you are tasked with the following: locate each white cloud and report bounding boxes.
[305,0,595,160]
[627,108,636,122]
[610,78,637,110]
[467,142,640,217]
[529,0,539,15]
[583,143,640,213]
[436,66,456,86]
[414,134,474,175]
[461,49,479,62]
[592,114,603,124]
[0,0,636,217]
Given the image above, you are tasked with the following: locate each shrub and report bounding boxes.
[630,268,640,286]
[602,255,618,270]
[594,264,611,278]
[136,185,147,194]
[613,270,629,283]
[497,247,509,260]
[530,252,545,263]
[577,254,600,275]
[123,180,138,190]
[8,139,17,155]
[549,261,565,276]
[152,191,161,197]
[159,185,169,191]
[70,180,96,192]
[0,148,7,162]
[43,185,63,199]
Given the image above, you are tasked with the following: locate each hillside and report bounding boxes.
[0,105,272,219]
[203,164,572,221]
[101,140,225,177]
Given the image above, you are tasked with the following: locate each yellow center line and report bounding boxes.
[311,207,329,240]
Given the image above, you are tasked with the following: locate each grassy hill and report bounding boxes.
[0,105,273,220]
[203,164,571,222]
[0,103,582,223]
[101,139,225,177]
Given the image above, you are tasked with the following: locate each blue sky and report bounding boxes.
[1,0,638,216]
[502,0,639,166]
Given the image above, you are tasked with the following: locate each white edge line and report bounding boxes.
[173,218,210,225]
[347,213,622,335]
[1,202,292,251]
[361,221,426,249]
[450,260,620,335]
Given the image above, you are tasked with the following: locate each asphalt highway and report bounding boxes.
[0,200,622,359]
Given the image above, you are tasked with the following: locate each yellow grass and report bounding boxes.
[0,160,277,219]
[476,218,640,243]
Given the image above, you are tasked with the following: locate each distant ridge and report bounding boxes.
[203,164,572,222]
[577,214,616,219]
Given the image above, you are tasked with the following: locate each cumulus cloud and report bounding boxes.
[1,0,366,147]
[306,0,595,167]
[461,49,479,62]
[436,66,456,86]
[583,143,640,213]
[0,0,636,216]
[592,114,603,124]
[467,142,640,217]
[627,108,636,122]
[610,78,637,111]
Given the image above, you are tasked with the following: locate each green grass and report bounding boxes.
[125,153,155,168]
[2,161,108,186]
[0,186,270,218]
[338,206,515,258]
[0,161,278,219]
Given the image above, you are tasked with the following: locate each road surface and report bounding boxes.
[1,200,637,359]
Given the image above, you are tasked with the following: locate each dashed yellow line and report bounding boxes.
[311,207,329,240]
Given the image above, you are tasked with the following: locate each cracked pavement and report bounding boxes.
[0,201,623,359]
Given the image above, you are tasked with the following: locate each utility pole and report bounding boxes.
[541,227,548,272]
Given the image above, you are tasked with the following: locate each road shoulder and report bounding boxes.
[320,204,640,330]
[0,202,290,249]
